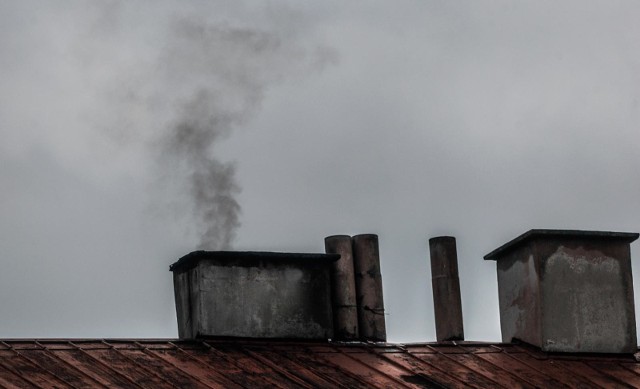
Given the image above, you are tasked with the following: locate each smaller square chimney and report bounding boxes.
[170,251,338,339]
[485,229,639,353]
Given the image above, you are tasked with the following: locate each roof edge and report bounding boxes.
[484,229,640,261]
[170,250,340,272]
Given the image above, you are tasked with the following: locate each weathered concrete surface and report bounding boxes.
[171,251,338,339]
[325,235,359,340]
[495,248,542,348]
[352,234,386,342]
[173,269,197,338]
[486,230,639,353]
[429,236,464,341]
[541,244,636,353]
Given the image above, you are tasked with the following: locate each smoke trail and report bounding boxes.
[65,4,335,250]
[165,91,241,249]
[154,17,334,249]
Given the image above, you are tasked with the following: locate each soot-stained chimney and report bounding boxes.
[170,251,338,339]
[485,229,639,353]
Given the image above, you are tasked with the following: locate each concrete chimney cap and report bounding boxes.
[484,229,639,261]
[170,250,340,273]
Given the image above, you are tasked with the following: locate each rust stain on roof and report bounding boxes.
[0,339,639,388]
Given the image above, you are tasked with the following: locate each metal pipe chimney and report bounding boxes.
[352,234,386,342]
[429,236,464,342]
[325,235,359,340]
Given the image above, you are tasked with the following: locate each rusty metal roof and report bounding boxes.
[1,339,640,388]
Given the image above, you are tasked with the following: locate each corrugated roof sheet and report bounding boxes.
[1,338,639,388]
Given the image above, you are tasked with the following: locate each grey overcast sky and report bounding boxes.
[1,1,640,342]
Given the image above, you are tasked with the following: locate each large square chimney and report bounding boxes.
[485,229,639,353]
[170,251,338,339]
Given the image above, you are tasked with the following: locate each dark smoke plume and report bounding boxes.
[166,92,241,249]
[155,18,335,249]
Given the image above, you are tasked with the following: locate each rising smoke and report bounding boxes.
[165,91,241,249]
[29,3,334,251]
[152,16,334,249]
